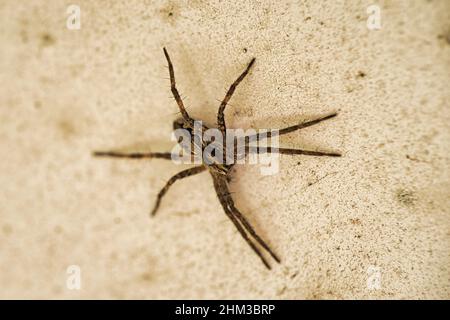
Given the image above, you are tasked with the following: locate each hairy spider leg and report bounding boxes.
[92,151,173,160]
[249,147,341,157]
[151,166,206,216]
[222,186,281,263]
[244,112,339,142]
[217,58,255,133]
[163,47,194,127]
[212,173,278,270]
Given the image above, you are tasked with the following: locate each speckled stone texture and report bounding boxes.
[0,0,449,299]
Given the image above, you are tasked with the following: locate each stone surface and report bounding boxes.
[0,0,449,299]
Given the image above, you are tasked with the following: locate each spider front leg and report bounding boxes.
[151,165,206,216]
[217,58,255,133]
[163,47,194,127]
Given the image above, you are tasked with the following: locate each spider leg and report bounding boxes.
[222,185,281,263]
[249,147,341,157]
[151,165,206,216]
[217,58,255,133]
[163,47,194,126]
[244,112,338,142]
[212,174,274,270]
[93,151,173,160]
[277,112,338,136]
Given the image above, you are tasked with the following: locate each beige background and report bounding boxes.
[0,0,449,299]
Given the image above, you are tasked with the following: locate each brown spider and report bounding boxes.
[93,48,341,270]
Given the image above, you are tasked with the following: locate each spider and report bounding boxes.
[93,48,341,270]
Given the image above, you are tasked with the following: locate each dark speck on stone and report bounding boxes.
[40,33,55,47]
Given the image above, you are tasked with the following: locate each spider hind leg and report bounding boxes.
[212,174,280,270]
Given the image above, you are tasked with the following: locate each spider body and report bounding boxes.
[94,48,340,269]
[173,117,231,175]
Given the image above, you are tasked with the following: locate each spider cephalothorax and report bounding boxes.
[94,48,340,269]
